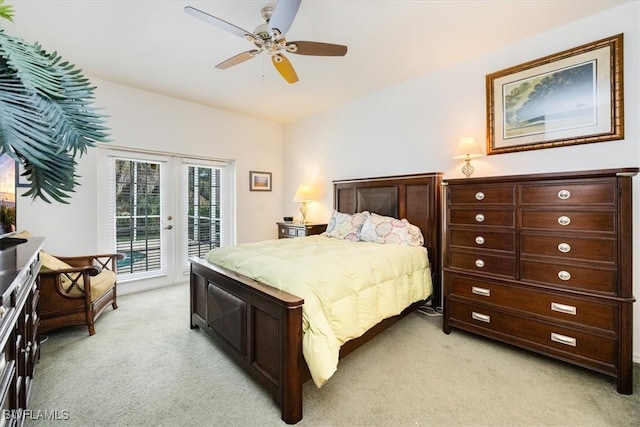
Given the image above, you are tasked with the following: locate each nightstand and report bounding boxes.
[277,222,326,239]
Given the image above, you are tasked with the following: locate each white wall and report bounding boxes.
[17,78,284,254]
[282,2,640,361]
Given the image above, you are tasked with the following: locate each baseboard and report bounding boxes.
[118,280,186,296]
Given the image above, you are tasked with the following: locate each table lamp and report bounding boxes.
[292,184,315,223]
[454,136,484,178]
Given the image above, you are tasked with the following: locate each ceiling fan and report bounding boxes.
[184,0,347,84]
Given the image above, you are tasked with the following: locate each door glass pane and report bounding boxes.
[187,166,221,258]
[115,159,162,274]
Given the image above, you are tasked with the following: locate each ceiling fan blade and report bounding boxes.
[184,6,259,43]
[272,54,299,84]
[215,50,260,70]
[268,0,301,40]
[286,41,348,56]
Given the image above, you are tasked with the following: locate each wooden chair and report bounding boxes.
[38,252,124,336]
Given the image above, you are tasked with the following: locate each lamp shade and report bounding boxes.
[293,184,316,202]
[454,136,484,159]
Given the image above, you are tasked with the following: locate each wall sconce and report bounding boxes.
[292,184,316,223]
[454,136,484,178]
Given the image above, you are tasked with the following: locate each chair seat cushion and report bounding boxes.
[40,251,75,289]
[65,269,116,301]
[40,251,116,300]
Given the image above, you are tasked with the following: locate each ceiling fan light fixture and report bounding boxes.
[286,43,298,53]
[271,28,282,39]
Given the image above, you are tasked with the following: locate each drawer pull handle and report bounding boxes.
[475,192,485,201]
[472,312,491,323]
[558,216,571,226]
[551,332,576,347]
[472,286,491,297]
[558,270,571,281]
[551,302,577,315]
[557,190,571,200]
[475,236,485,245]
[557,243,571,253]
[475,213,485,223]
[475,259,485,268]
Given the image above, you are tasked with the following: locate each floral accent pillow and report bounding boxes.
[360,213,424,247]
[324,210,370,241]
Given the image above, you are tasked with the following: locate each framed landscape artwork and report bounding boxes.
[249,171,272,191]
[486,34,623,155]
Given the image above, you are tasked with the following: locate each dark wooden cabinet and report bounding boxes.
[0,237,43,425]
[277,222,326,239]
[442,169,638,394]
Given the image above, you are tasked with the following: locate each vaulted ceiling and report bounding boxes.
[5,0,629,123]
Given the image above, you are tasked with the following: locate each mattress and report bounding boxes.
[204,234,432,387]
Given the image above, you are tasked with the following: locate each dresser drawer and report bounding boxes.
[449,229,515,252]
[448,250,516,278]
[449,207,515,228]
[448,184,515,205]
[520,234,616,263]
[521,260,615,294]
[520,180,616,206]
[447,274,617,331]
[520,209,616,233]
[449,300,616,367]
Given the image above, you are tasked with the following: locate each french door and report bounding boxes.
[98,149,234,289]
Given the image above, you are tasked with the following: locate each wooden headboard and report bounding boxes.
[333,172,443,309]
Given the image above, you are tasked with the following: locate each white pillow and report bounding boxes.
[324,210,370,241]
[360,213,424,247]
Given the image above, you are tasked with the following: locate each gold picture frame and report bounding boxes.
[486,34,623,155]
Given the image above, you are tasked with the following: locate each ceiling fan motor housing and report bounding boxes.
[254,23,271,41]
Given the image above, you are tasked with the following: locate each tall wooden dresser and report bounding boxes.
[442,168,638,394]
[0,237,43,425]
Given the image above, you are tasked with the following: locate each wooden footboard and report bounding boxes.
[190,257,425,424]
[190,257,304,424]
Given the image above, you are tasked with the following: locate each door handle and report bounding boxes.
[164,225,173,230]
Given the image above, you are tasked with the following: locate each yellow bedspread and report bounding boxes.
[203,235,432,387]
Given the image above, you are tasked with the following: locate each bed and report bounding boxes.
[189,172,442,424]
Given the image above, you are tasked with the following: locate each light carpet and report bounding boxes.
[26,283,639,426]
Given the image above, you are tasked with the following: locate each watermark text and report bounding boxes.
[2,409,70,421]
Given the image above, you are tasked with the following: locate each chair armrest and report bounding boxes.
[39,265,101,298]
[39,265,101,277]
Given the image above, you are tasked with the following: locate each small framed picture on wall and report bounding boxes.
[249,171,272,191]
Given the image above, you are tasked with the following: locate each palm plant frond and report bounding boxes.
[0,25,110,203]
[0,0,13,22]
